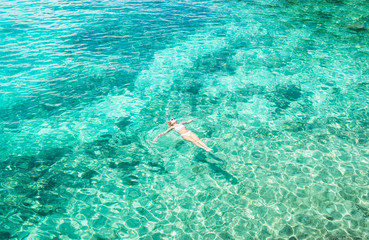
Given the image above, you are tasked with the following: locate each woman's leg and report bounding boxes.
[198,140,213,151]
[192,140,209,151]
[190,132,212,151]
[182,132,212,151]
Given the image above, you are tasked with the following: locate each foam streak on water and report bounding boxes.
[1,0,369,239]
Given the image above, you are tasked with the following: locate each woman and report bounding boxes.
[153,118,213,152]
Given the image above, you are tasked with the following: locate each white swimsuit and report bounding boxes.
[174,124,191,136]
[174,124,186,132]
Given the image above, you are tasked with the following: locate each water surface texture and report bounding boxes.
[1,0,369,239]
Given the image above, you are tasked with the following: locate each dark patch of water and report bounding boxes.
[115,117,132,131]
[59,220,79,239]
[84,136,117,159]
[234,84,267,102]
[174,141,186,151]
[0,156,37,172]
[193,48,237,75]
[195,152,238,185]
[82,169,99,180]
[172,77,203,96]
[136,207,159,222]
[116,161,140,171]
[219,231,235,240]
[38,147,72,165]
[0,147,71,180]
[355,204,369,217]
[0,22,31,37]
[147,162,167,174]
[122,175,139,186]
[266,84,302,112]
[250,127,275,140]
[0,231,11,239]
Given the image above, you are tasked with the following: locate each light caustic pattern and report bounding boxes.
[1,0,369,239]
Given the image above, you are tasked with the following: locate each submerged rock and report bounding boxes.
[193,48,236,74]
[147,162,166,174]
[195,152,207,162]
[115,117,132,131]
[81,169,98,179]
[116,161,140,170]
[0,156,37,171]
[42,179,60,191]
[276,84,301,101]
[117,135,135,146]
[0,231,11,239]
[108,162,118,169]
[35,205,60,216]
[266,84,302,110]
[345,22,366,31]
[122,175,139,186]
[37,147,72,166]
[84,138,117,158]
[236,84,267,98]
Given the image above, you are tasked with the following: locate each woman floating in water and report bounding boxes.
[153,118,213,152]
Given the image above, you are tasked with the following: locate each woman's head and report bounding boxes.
[167,118,177,127]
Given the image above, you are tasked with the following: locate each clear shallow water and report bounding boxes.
[1,0,369,239]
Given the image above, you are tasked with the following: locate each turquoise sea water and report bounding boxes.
[1,0,369,239]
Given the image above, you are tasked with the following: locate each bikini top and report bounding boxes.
[174,124,186,132]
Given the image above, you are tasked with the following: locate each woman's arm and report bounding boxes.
[153,128,173,142]
[179,117,199,125]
